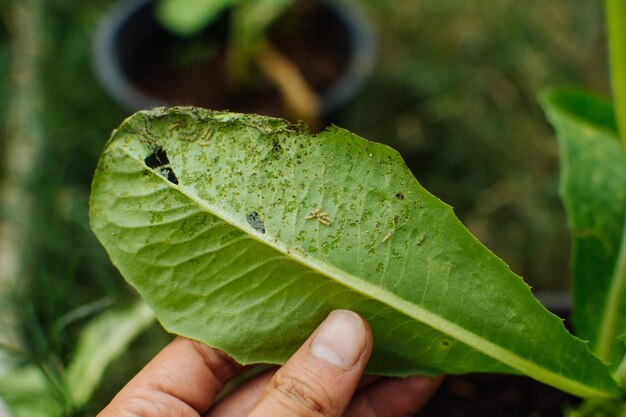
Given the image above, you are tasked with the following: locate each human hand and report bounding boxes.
[98,310,441,417]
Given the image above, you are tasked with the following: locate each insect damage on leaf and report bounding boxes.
[144,147,179,185]
[246,211,266,234]
[90,108,623,399]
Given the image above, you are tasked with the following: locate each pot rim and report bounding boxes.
[93,0,377,115]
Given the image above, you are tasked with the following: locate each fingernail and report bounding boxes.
[310,310,366,369]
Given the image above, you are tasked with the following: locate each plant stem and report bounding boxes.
[595,219,626,361]
[606,0,626,152]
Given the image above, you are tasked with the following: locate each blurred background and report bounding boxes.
[0,0,611,414]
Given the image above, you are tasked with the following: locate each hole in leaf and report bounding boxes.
[144,147,170,168]
[160,167,179,185]
[246,211,265,234]
[145,147,179,185]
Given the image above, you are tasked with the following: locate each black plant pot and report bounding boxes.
[93,0,376,122]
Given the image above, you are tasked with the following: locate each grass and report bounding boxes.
[0,0,611,414]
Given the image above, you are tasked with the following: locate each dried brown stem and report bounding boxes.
[254,43,321,130]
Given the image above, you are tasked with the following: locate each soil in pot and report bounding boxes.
[418,374,580,417]
[124,1,350,120]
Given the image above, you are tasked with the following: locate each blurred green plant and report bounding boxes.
[156,0,320,127]
[157,0,290,76]
[0,302,154,417]
[542,90,626,416]
[539,1,626,415]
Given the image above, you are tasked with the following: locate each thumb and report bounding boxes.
[249,310,372,417]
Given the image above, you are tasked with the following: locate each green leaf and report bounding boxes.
[0,365,64,417]
[156,0,236,37]
[65,301,155,409]
[541,89,626,369]
[90,108,621,398]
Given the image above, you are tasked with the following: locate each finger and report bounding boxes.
[208,373,381,417]
[206,369,276,417]
[345,375,443,417]
[98,337,246,417]
[249,310,372,417]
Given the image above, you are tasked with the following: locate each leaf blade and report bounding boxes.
[90,108,621,398]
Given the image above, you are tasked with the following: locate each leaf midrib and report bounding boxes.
[121,148,614,399]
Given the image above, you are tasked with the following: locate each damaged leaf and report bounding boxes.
[90,108,620,398]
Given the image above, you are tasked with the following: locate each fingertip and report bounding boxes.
[249,310,373,417]
[310,310,372,370]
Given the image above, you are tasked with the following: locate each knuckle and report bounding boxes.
[104,390,189,417]
[268,369,336,417]
[107,396,161,417]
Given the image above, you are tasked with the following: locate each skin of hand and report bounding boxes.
[97,310,442,417]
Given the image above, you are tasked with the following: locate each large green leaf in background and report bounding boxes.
[89,108,620,398]
[542,90,626,370]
